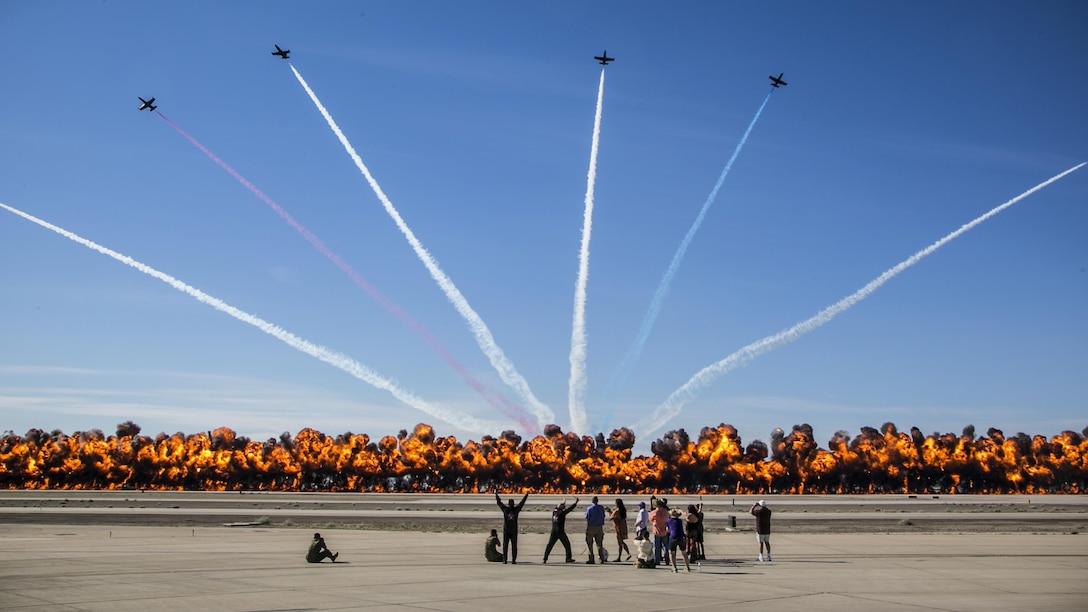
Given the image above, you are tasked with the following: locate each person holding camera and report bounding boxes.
[750,499,772,561]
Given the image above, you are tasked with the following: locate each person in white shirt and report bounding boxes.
[633,500,649,540]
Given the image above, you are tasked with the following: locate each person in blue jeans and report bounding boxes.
[649,498,670,565]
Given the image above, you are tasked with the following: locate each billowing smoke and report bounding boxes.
[634,162,1087,436]
[606,427,636,451]
[288,65,553,430]
[6,420,1083,493]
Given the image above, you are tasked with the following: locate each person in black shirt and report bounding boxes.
[305,532,338,563]
[542,497,579,563]
[750,499,772,562]
[495,491,529,564]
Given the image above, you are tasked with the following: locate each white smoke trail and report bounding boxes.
[0,201,506,435]
[605,91,774,412]
[633,162,1087,437]
[288,64,554,429]
[568,70,606,435]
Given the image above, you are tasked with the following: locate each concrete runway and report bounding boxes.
[2,524,1085,611]
[2,493,1086,610]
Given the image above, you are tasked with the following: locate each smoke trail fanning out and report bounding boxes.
[604,90,775,428]
[0,201,506,435]
[154,113,537,433]
[633,162,1087,436]
[288,64,554,430]
[568,70,606,435]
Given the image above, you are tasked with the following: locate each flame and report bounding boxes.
[1,422,1085,493]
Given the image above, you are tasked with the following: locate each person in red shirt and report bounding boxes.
[649,497,670,566]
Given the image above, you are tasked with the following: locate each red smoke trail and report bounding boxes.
[154,112,538,432]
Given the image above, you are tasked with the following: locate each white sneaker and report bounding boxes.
[766,555,772,561]
[757,554,764,562]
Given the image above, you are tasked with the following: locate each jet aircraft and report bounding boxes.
[769,73,787,88]
[137,97,157,112]
[272,44,290,60]
[594,50,615,65]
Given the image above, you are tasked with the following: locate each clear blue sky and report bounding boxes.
[2,1,1085,452]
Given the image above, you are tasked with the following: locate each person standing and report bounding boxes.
[305,532,338,563]
[634,500,650,540]
[750,499,772,561]
[543,497,579,563]
[666,508,692,573]
[583,496,606,564]
[609,499,632,562]
[495,491,529,564]
[686,502,705,561]
[649,498,670,566]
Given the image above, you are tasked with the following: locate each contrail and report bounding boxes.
[288,64,554,429]
[633,162,1087,437]
[568,70,606,435]
[154,112,538,433]
[0,201,507,435]
[603,90,775,430]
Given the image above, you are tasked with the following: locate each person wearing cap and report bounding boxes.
[305,532,338,563]
[583,496,607,564]
[634,500,650,540]
[750,499,772,561]
[649,498,670,566]
[542,497,579,564]
[666,508,691,572]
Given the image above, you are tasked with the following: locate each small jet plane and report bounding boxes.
[272,44,290,60]
[594,50,615,65]
[769,73,787,88]
[137,97,157,111]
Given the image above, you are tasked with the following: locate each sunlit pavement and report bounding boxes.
[1,525,1085,611]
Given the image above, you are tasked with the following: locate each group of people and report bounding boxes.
[303,495,772,567]
[633,495,706,572]
[488,492,747,572]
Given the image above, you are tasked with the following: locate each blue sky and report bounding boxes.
[1,1,1085,452]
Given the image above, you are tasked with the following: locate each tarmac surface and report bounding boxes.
[1,493,1086,610]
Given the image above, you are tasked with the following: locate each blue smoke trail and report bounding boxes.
[598,89,775,432]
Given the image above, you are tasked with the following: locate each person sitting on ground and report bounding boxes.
[634,532,655,568]
[485,529,503,562]
[306,532,338,563]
